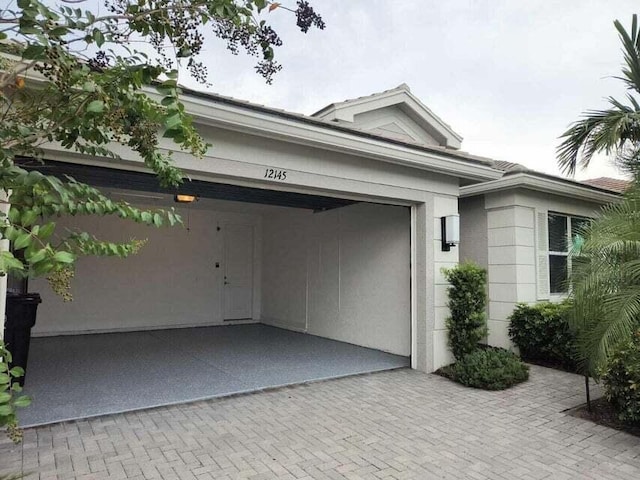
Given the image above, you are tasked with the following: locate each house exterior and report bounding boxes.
[459,167,622,349]
[12,84,624,372]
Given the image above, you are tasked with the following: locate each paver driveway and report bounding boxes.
[1,366,640,479]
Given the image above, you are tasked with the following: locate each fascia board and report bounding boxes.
[181,95,503,182]
[459,173,620,204]
[403,91,463,143]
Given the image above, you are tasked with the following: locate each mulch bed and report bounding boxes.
[568,397,640,437]
[520,357,579,374]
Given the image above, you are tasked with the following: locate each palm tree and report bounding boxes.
[557,15,640,177]
[556,15,640,377]
[570,188,640,374]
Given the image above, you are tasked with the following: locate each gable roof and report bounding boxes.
[177,85,503,182]
[491,160,529,172]
[312,84,463,149]
[582,177,631,193]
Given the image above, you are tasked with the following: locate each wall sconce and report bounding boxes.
[441,214,460,251]
[174,194,198,204]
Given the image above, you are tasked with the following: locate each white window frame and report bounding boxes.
[548,212,588,296]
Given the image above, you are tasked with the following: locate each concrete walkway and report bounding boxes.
[2,366,640,479]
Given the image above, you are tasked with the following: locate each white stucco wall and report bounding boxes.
[461,189,608,349]
[31,198,263,335]
[261,203,411,356]
[459,196,488,268]
[432,195,459,368]
[350,107,440,146]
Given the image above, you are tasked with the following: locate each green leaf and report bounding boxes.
[13,232,32,250]
[87,100,105,113]
[82,82,96,93]
[0,374,9,384]
[20,209,39,227]
[27,248,48,264]
[93,28,105,47]
[8,207,20,224]
[22,44,46,60]
[38,222,56,240]
[9,367,24,378]
[53,251,75,264]
[13,395,31,408]
[0,404,12,416]
[164,113,181,130]
[0,392,10,404]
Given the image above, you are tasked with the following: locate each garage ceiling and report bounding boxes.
[18,159,358,211]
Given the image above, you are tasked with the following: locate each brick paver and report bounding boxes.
[1,366,640,479]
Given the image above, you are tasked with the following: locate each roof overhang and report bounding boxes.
[460,172,621,204]
[179,89,502,183]
[2,58,502,183]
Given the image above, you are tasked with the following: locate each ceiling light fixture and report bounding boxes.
[174,194,198,204]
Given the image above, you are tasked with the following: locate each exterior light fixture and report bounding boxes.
[174,194,198,204]
[441,214,460,251]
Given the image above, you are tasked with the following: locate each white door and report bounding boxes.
[223,224,254,320]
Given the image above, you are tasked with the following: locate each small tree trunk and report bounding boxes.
[585,374,592,413]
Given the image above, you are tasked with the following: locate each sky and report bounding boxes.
[179,0,640,181]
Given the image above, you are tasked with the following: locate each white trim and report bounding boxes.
[312,84,463,148]
[178,95,501,182]
[410,204,418,370]
[460,173,620,204]
[38,149,425,206]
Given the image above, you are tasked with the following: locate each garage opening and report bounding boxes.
[17,161,412,426]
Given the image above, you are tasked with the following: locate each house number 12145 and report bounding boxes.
[264,168,287,180]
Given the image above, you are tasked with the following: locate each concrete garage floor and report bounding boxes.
[20,324,409,427]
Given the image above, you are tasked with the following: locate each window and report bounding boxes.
[548,213,589,294]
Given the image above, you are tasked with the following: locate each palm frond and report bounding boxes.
[568,185,640,373]
[614,15,640,93]
[557,15,640,175]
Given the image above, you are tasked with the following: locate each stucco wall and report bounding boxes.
[350,107,440,146]
[432,195,459,368]
[261,203,411,356]
[31,198,263,335]
[459,196,488,268]
[471,189,608,348]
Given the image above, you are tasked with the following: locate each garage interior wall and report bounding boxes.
[30,197,411,358]
[31,198,263,335]
[261,203,411,357]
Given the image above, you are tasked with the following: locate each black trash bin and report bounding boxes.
[4,292,42,387]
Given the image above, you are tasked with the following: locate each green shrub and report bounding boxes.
[442,262,488,360]
[508,301,577,371]
[0,340,31,444]
[600,331,640,424]
[453,347,529,390]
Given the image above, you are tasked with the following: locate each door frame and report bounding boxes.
[221,220,262,322]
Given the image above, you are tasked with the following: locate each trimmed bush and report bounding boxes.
[442,262,488,360]
[453,347,529,390]
[508,301,577,371]
[601,331,640,424]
